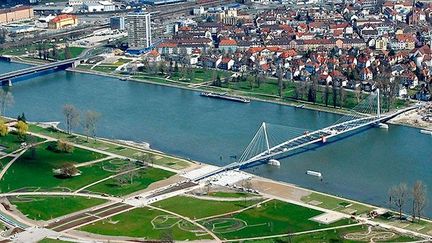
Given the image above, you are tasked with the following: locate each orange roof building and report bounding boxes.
[48,14,78,29]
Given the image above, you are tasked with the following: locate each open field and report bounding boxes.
[80,207,212,240]
[203,200,353,240]
[301,193,375,216]
[152,196,263,220]
[28,125,192,170]
[9,196,106,221]
[0,142,110,192]
[87,166,175,196]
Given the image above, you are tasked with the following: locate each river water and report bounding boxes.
[1,61,432,216]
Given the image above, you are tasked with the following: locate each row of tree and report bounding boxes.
[37,44,73,61]
[62,104,101,142]
[388,181,427,222]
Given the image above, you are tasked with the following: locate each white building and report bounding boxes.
[84,1,115,12]
[127,12,152,49]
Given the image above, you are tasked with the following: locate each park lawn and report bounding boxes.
[301,193,375,216]
[10,196,106,221]
[208,191,257,198]
[0,132,44,153]
[170,68,232,84]
[38,238,69,243]
[57,47,86,60]
[87,167,175,196]
[212,200,353,240]
[92,65,117,73]
[247,224,420,243]
[152,196,262,220]
[0,142,111,192]
[80,207,212,241]
[0,156,13,167]
[28,125,193,170]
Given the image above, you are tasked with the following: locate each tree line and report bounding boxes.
[388,181,427,222]
[62,104,101,142]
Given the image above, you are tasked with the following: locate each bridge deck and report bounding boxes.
[193,106,416,182]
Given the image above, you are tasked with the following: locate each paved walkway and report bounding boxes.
[75,156,114,168]
[0,148,27,181]
[0,192,121,202]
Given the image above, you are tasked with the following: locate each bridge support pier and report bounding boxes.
[0,80,12,87]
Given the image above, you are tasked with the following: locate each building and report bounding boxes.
[0,6,34,24]
[84,1,115,12]
[127,12,152,49]
[68,0,100,6]
[48,14,78,29]
[110,16,125,30]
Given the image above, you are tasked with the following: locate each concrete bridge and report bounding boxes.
[0,58,82,86]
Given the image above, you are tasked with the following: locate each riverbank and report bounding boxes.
[5,56,378,118]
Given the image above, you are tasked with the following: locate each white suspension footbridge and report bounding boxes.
[194,89,417,181]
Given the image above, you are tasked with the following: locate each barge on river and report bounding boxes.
[200,92,250,103]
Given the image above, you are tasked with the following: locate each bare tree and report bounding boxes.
[83,110,101,142]
[0,89,14,116]
[62,104,80,134]
[389,183,408,219]
[412,181,427,222]
[277,66,284,98]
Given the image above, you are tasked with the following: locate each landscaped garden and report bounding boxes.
[152,195,263,220]
[80,207,212,241]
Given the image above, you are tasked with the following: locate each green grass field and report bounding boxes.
[152,196,262,220]
[206,200,353,239]
[87,167,175,196]
[0,142,110,192]
[10,196,106,221]
[80,207,211,240]
[28,125,191,170]
[301,193,375,216]
[0,132,44,153]
[247,225,419,242]
[208,191,257,198]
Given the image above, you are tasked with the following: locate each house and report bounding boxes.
[218,57,235,70]
[219,39,238,52]
[146,50,161,62]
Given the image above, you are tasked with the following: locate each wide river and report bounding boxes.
[2,61,432,216]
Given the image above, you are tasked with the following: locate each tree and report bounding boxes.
[64,45,72,60]
[0,119,8,136]
[54,163,79,178]
[63,104,80,134]
[355,85,362,104]
[83,110,101,142]
[0,89,14,116]
[15,120,28,141]
[277,67,284,98]
[412,181,427,222]
[213,74,222,87]
[389,183,408,219]
[323,82,330,106]
[56,139,74,153]
[339,86,346,108]
[17,113,26,123]
[332,82,338,108]
[138,153,156,166]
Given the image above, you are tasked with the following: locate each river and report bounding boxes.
[1,61,432,216]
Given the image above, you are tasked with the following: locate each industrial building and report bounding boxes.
[127,12,152,49]
[84,1,115,12]
[0,6,34,24]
